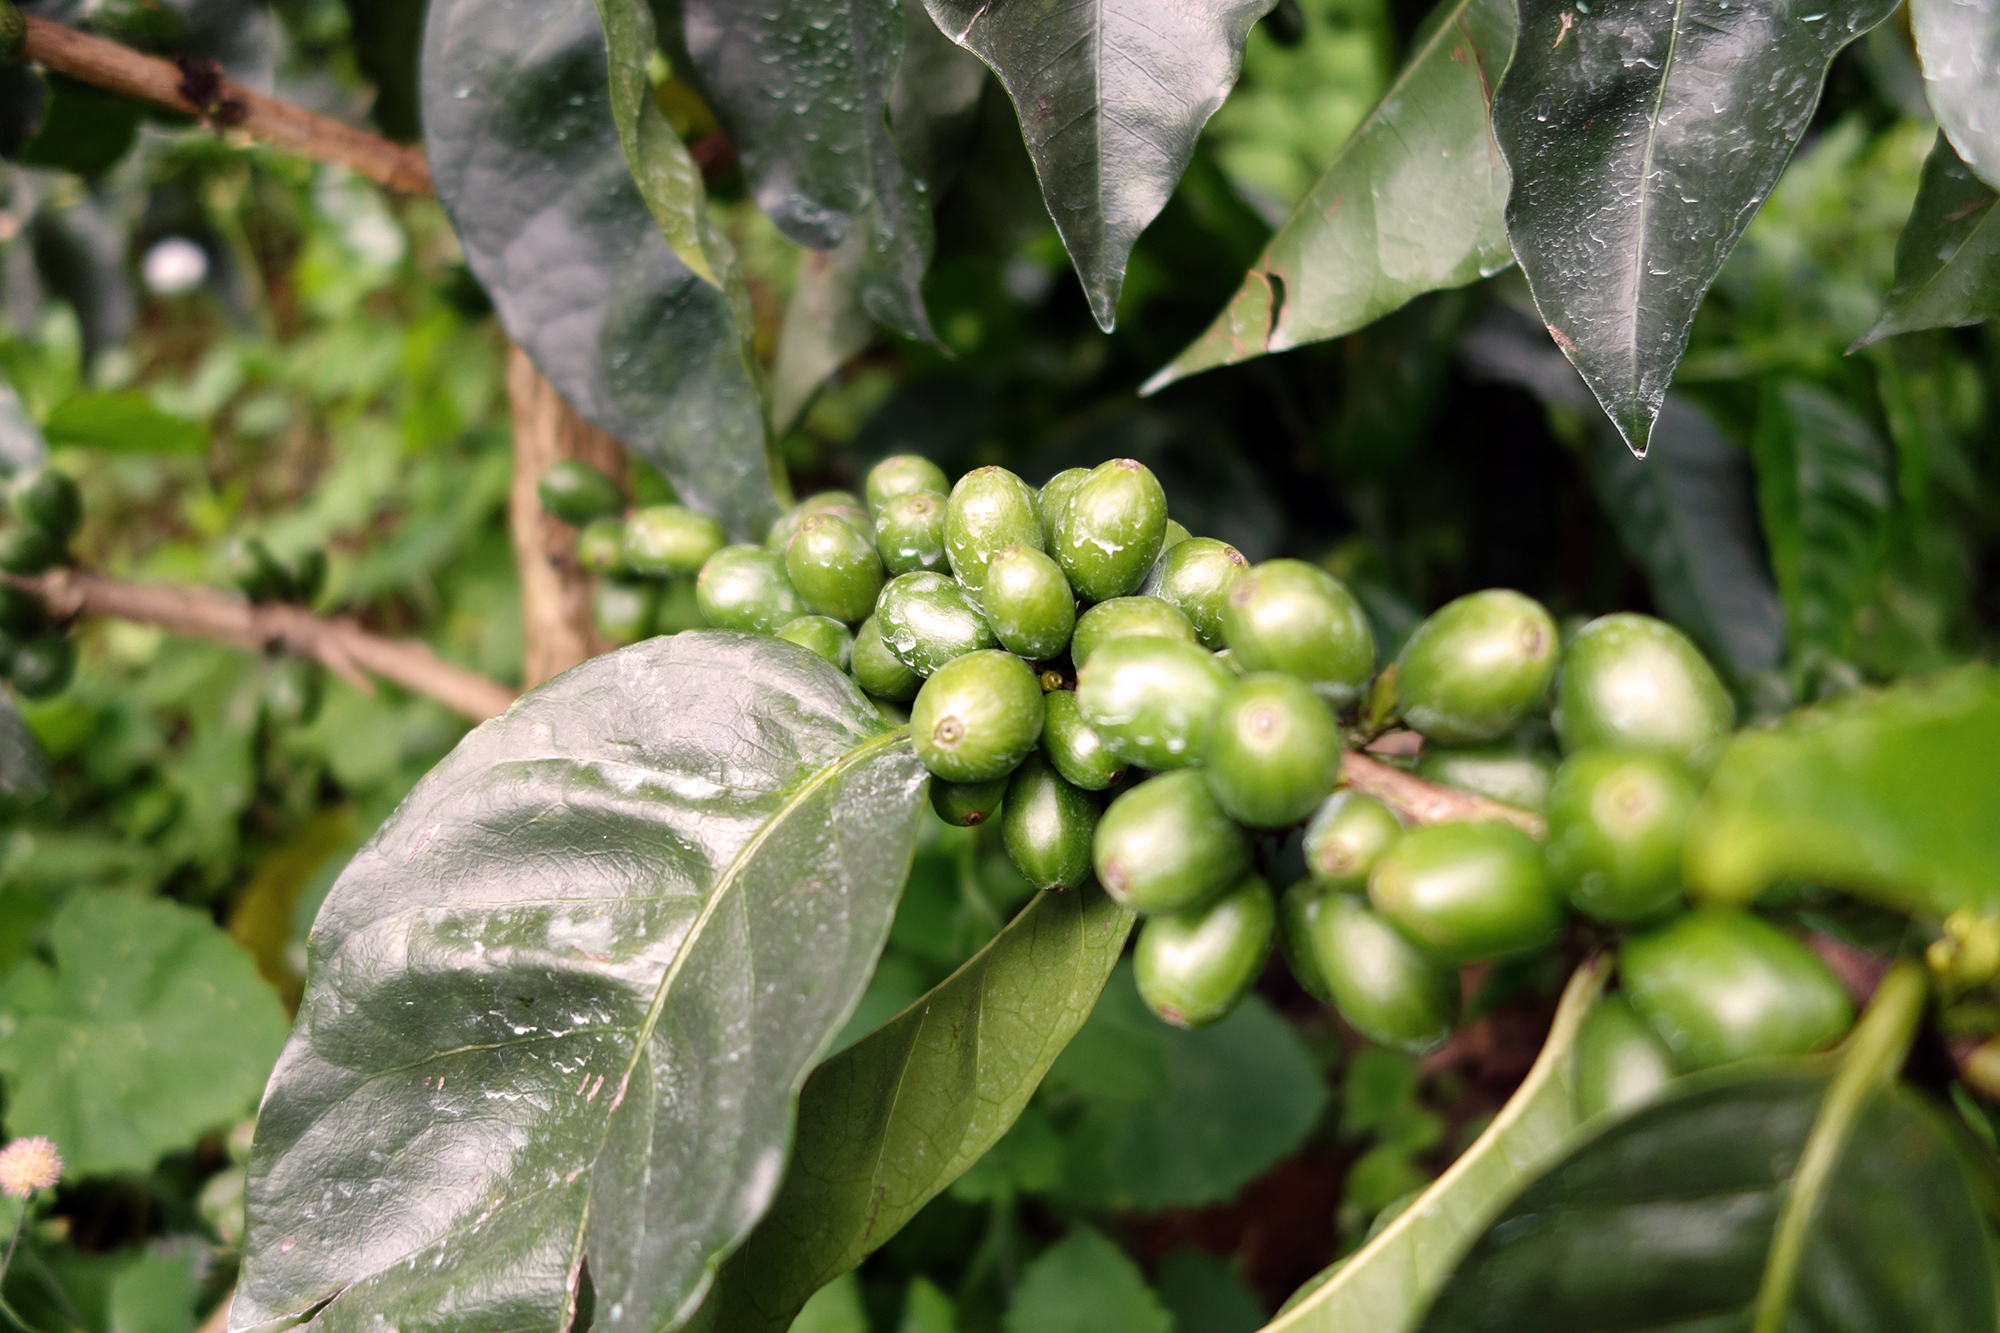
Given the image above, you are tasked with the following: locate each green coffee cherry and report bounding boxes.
[1571,994,1675,1121]
[1203,673,1342,827]
[777,615,853,669]
[1309,894,1460,1053]
[1135,875,1275,1028]
[944,467,1044,597]
[695,545,806,633]
[11,467,81,542]
[0,583,44,634]
[1160,519,1191,551]
[1303,791,1404,890]
[1074,636,1230,770]
[767,492,868,552]
[865,454,949,515]
[1093,769,1251,913]
[1555,614,1734,769]
[910,650,1045,783]
[537,460,624,526]
[1222,559,1374,706]
[874,491,950,576]
[1546,750,1696,922]
[1278,879,1335,1002]
[1395,590,1558,743]
[1620,910,1852,1071]
[981,546,1075,661]
[786,512,885,624]
[1415,744,1557,813]
[1142,538,1248,649]
[1368,821,1564,963]
[575,517,628,575]
[594,578,659,645]
[1037,467,1088,536]
[624,505,725,578]
[9,633,74,699]
[1002,752,1100,890]
[1040,689,1125,790]
[852,614,922,701]
[932,775,1008,827]
[1069,596,1197,670]
[1051,458,1167,602]
[875,571,999,676]
[652,577,705,634]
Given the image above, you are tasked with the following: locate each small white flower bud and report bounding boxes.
[0,1136,62,1198]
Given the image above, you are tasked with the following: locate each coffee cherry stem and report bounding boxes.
[1339,749,1547,839]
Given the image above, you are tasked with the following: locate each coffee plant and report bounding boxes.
[0,0,1992,1327]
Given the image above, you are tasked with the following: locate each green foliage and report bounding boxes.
[1002,1226,1173,1333]
[1862,134,2000,344]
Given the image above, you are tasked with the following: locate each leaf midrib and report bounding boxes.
[1625,0,1690,407]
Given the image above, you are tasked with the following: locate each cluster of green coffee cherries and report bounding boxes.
[544,453,1855,1081]
[0,467,83,700]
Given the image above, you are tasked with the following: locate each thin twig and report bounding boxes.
[1340,749,1547,837]
[19,16,432,194]
[12,567,516,722]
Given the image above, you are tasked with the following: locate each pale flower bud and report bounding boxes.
[0,1136,62,1198]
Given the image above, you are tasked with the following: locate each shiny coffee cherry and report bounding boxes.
[1556,614,1734,770]
[1160,519,1191,552]
[865,453,950,515]
[624,504,726,578]
[1070,596,1198,670]
[0,583,45,635]
[910,650,1045,783]
[874,571,999,676]
[1620,910,1852,1072]
[1222,559,1375,706]
[1040,689,1126,790]
[652,577,705,634]
[944,466,1044,598]
[767,491,868,552]
[1052,458,1168,602]
[1415,744,1557,813]
[1203,673,1343,827]
[786,512,885,624]
[1036,467,1088,537]
[1309,894,1460,1053]
[1396,590,1558,743]
[1546,750,1696,922]
[981,545,1075,661]
[1571,994,1675,1121]
[932,774,1008,827]
[1136,874,1275,1028]
[1142,538,1248,648]
[874,491,950,576]
[1303,791,1404,890]
[537,459,624,526]
[574,517,628,575]
[1093,769,1251,913]
[696,545,806,633]
[1002,752,1101,890]
[11,467,81,542]
[776,614,853,669]
[1075,636,1231,770]
[1369,821,1565,963]
[852,614,922,701]
[0,525,59,577]
[594,577,659,646]
[9,634,74,699]
[1278,879,1336,1002]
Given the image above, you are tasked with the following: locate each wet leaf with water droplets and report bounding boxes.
[1858,132,2000,345]
[1911,0,2000,191]
[230,633,930,1333]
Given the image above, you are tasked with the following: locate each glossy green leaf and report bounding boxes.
[231,633,930,1333]
[423,0,781,540]
[1751,381,1892,663]
[0,892,289,1178]
[674,0,939,343]
[1911,0,2000,191]
[770,235,873,438]
[1003,1226,1172,1333]
[42,391,207,455]
[923,0,1276,331]
[1685,665,2000,915]
[1494,0,1899,455]
[0,693,51,806]
[1144,0,1514,393]
[689,882,1134,1333]
[1858,133,2000,345]
[1261,958,1608,1333]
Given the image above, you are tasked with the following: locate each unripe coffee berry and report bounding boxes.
[1143,537,1248,648]
[1036,468,1088,537]
[594,578,659,645]
[944,467,1043,598]
[1075,636,1231,770]
[874,492,950,575]
[696,545,805,633]
[852,614,922,702]
[1395,589,1558,743]
[1040,690,1125,790]
[1135,874,1275,1028]
[537,460,624,526]
[786,512,885,624]
[1303,791,1404,890]
[981,546,1076,661]
[1093,769,1251,913]
[624,505,725,578]
[1416,744,1557,813]
[575,517,628,575]
[1002,752,1100,889]
[1222,559,1375,706]
[1070,596,1197,670]
[874,571,999,676]
[910,650,1045,783]
[932,775,1008,827]
[1309,894,1460,1053]
[1052,458,1168,602]
[1369,821,1564,963]
[776,614,853,669]
[1570,995,1674,1120]
[1203,673,1343,827]
[866,454,949,515]
[1556,614,1734,769]
[1546,749,1696,922]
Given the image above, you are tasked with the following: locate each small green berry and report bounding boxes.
[1142,538,1248,648]
[1074,636,1230,770]
[767,492,868,552]
[8,633,74,699]
[1556,614,1734,769]
[1309,894,1460,1053]
[1052,458,1168,602]
[1135,874,1275,1028]
[1395,589,1559,743]
[944,467,1044,598]
[874,491,950,575]
[695,545,805,633]
[1546,749,1696,922]
[1222,559,1375,706]
[1415,743,1557,813]
[866,454,950,515]
[10,467,81,542]
[1278,879,1335,1002]
[852,614,922,701]
[776,614,854,669]
[574,517,628,575]
[1070,596,1197,670]
[1036,468,1088,536]
[874,571,1000,676]
[786,512,885,624]
[1040,689,1125,790]
[910,650,1045,783]
[981,546,1076,661]
[624,505,726,577]
[1092,769,1251,914]
[1571,994,1675,1120]
[1303,791,1405,890]
[932,775,1008,827]
[594,577,659,645]
[537,460,624,526]
[1368,821,1565,963]
[1203,673,1342,827]
[1002,752,1100,890]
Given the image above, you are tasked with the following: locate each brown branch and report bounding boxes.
[1340,749,1547,838]
[14,567,516,722]
[18,15,432,194]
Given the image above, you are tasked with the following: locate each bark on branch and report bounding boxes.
[14,567,516,722]
[1341,748,1548,837]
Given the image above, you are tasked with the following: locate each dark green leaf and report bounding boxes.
[0,692,52,807]
[1494,0,1899,454]
[423,0,781,540]
[770,236,874,437]
[231,634,930,1333]
[889,0,988,191]
[922,0,1276,331]
[1156,1249,1266,1333]
[689,882,1133,1333]
[1002,1226,1172,1333]
[1685,665,2000,915]
[1144,0,1514,392]
[0,892,290,1178]
[1751,381,1892,664]
[12,74,140,178]
[1911,0,2000,191]
[1858,133,2000,346]
[41,391,207,455]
